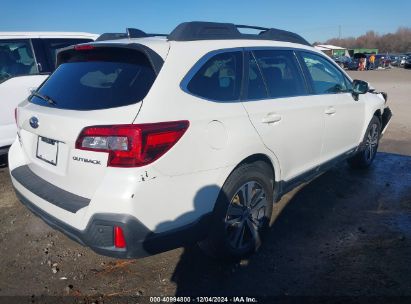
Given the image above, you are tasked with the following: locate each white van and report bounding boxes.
[0,32,97,156]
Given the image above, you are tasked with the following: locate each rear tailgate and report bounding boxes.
[17,103,140,198]
[15,45,163,199]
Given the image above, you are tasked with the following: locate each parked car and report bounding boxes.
[0,32,97,157]
[389,54,403,67]
[347,53,366,70]
[333,55,352,69]
[9,22,392,259]
[375,54,391,68]
[404,54,411,69]
[399,54,407,66]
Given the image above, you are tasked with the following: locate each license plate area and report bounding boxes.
[36,136,59,166]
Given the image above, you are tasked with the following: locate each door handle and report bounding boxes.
[325,107,337,115]
[261,114,282,124]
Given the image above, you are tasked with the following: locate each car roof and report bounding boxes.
[0,32,98,39]
[91,35,317,61]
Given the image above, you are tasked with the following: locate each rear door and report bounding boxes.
[17,46,158,198]
[241,49,327,182]
[298,51,364,162]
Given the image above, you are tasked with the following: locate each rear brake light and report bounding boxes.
[75,121,189,167]
[114,226,126,248]
[74,45,95,51]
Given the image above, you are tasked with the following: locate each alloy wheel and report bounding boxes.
[224,181,268,250]
[365,123,379,161]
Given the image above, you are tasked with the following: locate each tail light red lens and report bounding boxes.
[75,121,189,167]
[114,226,126,248]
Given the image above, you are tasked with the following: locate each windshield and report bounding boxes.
[30,47,156,110]
[0,39,38,83]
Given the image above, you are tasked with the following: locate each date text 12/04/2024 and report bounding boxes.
[149,296,258,303]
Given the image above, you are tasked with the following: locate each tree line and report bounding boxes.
[320,27,411,54]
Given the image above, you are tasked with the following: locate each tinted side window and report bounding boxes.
[300,52,350,94]
[0,39,38,83]
[252,50,306,98]
[187,51,243,101]
[247,52,268,100]
[42,38,94,70]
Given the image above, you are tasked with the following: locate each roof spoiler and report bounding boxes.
[96,28,167,41]
[56,43,164,75]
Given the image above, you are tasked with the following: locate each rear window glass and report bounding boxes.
[30,48,156,110]
[186,51,243,102]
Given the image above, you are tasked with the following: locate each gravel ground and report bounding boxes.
[0,67,410,303]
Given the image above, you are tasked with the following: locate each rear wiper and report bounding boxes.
[30,91,57,106]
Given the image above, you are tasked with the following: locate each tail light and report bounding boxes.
[75,121,189,167]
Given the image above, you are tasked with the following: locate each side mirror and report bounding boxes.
[352,79,369,100]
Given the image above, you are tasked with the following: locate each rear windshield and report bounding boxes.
[30,47,156,110]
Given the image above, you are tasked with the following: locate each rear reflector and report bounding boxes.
[75,121,189,167]
[114,226,126,248]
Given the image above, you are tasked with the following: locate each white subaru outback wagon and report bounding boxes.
[9,22,392,259]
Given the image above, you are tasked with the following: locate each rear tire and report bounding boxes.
[348,116,381,169]
[199,161,273,259]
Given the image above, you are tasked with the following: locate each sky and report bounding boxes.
[1,0,410,43]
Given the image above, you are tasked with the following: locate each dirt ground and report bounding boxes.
[0,68,410,303]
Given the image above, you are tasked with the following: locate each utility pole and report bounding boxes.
[339,25,342,39]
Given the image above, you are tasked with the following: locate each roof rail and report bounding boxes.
[96,23,311,46]
[168,21,311,46]
[96,28,167,41]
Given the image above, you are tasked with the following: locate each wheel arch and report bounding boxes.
[218,153,281,191]
[236,153,275,176]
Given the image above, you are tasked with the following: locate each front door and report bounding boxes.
[298,51,365,162]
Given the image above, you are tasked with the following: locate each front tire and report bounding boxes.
[199,161,273,259]
[348,116,381,169]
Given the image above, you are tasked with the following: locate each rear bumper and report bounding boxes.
[15,188,210,258]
